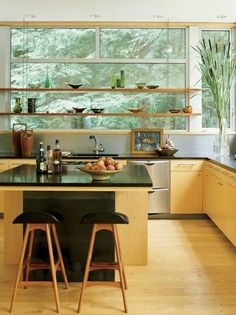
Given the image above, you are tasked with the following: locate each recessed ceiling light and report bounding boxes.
[217,15,227,19]
[90,14,100,18]
[153,15,164,19]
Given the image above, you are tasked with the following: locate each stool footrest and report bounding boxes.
[86,281,121,288]
[19,281,53,287]
[90,262,118,271]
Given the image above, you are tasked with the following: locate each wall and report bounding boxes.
[0,133,235,156]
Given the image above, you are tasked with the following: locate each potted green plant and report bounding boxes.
[193,39,236,155]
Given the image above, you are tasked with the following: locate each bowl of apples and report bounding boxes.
[80,157,125,180]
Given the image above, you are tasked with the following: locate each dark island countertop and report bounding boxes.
[1,152,236,173]
[0,163,152,188]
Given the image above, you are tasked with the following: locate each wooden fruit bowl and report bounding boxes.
[80,168,124,180]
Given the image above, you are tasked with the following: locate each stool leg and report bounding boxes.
[45,224,60,313]
[113,225,128,313]
[9,224,30,313]
[115,225,127,289]
[51,224,69,289]
[24,230,35,289]
[77,224,97,313]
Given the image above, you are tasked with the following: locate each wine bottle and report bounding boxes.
[36,142,48,175]
[46,145,53,174]
[52,139,62,174]
[120,70,125,88]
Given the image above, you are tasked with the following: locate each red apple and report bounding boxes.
[106,164,116,170]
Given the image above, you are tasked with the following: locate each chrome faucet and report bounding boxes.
[89,135,105,155]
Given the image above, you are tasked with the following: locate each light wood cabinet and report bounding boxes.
[0,159,35,214]
[0,160,9,214]
[204,162,236,246]
[170,160,204,214]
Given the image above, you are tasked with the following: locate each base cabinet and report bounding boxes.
[0,159,36,214]
[204,162,236,246]
[170,160,203,214]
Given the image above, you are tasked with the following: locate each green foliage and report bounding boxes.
[194,38,236,126]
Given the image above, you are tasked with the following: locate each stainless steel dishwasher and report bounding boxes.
[128,160,170,214]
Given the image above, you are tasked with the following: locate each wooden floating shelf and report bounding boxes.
[0,87,201,93]
[0,112,201,117]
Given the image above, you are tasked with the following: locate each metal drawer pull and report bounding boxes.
[217,182,223,186]
[176,163,196,166]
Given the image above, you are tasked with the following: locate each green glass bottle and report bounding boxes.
[111,74,116,89]
[120,70,125,88]
[44,68,50,88]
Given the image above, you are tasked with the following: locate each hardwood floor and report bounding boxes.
[1,218,236,314]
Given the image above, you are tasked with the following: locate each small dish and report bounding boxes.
[91,108,104,114]
[155,148,178,156]
[72,107,86,113]
[128,108,144,113]
[169,109,181,113]
[67,83,83,89]
[28,83,41,89]
[146,85,159,89]
[135,82,146,89]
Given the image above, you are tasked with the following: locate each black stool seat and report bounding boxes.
[80,212,129,224]
[13,211,61,224]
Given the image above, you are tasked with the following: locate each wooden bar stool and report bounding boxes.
[9,211,69,313]
[77,211,129,313]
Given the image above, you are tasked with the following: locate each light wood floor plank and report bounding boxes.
[1,218,236,314]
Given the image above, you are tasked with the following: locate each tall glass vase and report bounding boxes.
[213,117,229,156]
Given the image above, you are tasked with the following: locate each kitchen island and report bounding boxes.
[0,163,152,272]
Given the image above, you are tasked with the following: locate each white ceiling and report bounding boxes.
[0,0,235,22]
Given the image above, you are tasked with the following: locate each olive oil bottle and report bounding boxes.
[52,139,62,174]
[36,142,47,174]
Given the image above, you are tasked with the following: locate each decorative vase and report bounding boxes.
[13,98,22,113]
[213,117,229,156]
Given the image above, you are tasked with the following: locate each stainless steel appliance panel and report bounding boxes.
[149,188,169,213]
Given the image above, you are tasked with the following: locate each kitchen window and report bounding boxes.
[9,26,187,130]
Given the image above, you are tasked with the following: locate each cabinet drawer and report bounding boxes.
[171,160,204,172]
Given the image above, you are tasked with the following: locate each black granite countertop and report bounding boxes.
[1,152,236,173]
[0,164,152,187]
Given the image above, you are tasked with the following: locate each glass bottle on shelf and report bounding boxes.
[44,67,50,88]
[36,142,48,175]
[53,139,62,173]
[13,98,23,113]
[120,70,125,88]
[111,74,116,89]
[46,145,53,174]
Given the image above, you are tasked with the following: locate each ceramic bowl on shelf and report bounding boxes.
[64,108,74,114]
[80,167,124,181]
[169,109,181,113]
[66,83,83,89]
[28,83,41,89]
[128,108,144,113]
[72,107,86,113]
[154,148,178,156]
[146,84,159,89]
[91,108,104,114]
[135,82,146,89]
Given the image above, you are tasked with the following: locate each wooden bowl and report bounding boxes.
[155,148,178,156]
[80,168,124,180]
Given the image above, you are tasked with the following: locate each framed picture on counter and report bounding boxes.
[131,128,163,154]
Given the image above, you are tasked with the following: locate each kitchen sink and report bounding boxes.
[68,153,119,157]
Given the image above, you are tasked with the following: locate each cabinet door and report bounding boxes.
[0,160,9,213]
[170,171,203,213]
